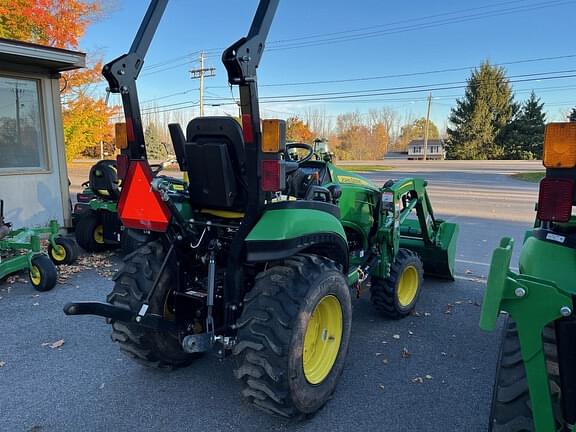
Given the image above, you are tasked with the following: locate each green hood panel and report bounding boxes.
[246,209,346,242]
[519,236,576,294]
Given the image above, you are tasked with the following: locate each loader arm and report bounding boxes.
[102,0,168,160]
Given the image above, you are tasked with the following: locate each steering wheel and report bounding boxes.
[285,142,314,165]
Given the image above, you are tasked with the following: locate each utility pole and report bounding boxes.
[190,52,216,117]
[423,92,432,161]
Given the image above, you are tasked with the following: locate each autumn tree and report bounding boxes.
[286,117,314,142]
[395,118,440,151]
[0,0,116,161]
[447,61,517,160]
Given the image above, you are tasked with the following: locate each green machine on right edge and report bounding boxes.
[481,122,576,431]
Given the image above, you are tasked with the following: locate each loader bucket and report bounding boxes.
[399,219,459,280]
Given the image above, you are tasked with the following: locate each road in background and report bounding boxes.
[0,160,541,431]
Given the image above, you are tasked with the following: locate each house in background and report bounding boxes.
[407,139,445,160]
[0,38,85,228]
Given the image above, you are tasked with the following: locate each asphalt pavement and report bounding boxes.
[1,160,542,431]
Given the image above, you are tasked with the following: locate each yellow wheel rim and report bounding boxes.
[303,295,343,385]
[397,265,419,307]
[30,265,41,286]
[51,245,66,262]
[93,225,104,244]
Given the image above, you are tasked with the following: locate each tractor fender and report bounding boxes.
[245,202,348,271]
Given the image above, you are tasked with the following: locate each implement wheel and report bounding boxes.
[75,210,107,253]
[489,318,564,431]
[234,254,352,418]
[29,255,57,292]
[371,249,423,319]
[48,237,79,265]
[107,241,198,368]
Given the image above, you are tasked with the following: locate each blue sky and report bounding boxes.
[81,0,576,131]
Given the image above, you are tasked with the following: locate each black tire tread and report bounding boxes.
[107,241,197,369]
[75,210,107,252]
[490,319,564,431]
[48,237,79,265]
[370,248,424,319]
[30,254,58,292]
[234,254,345,418]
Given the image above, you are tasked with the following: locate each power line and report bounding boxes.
[132,0,572,76]
[266,0,573,51]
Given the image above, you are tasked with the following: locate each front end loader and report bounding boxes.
[64,0,458,417]
[480,122,576,431]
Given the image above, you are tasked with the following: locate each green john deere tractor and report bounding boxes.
[481,122,576,431]
[73,133,184,254]
[64,0,458,417]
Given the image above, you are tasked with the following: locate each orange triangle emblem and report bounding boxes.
[117,161,171,232]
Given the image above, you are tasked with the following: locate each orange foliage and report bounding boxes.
[0,0,101,49]
[0,1,117,160]
[286,117,314,143]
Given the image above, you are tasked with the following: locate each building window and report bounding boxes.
[0,75,47,171]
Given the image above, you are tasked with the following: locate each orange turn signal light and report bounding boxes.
[262,119,286,153]
[543,122,576,168]
[115,123,128,150]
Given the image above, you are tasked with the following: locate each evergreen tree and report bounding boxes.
[501,91,545,160]
[568,107,576,122]
[144,123,168,160]
[446,61,517,160]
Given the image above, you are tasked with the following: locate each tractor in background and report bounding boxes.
[73,131,183,254]
[481,122,576,431]
[64,0,458,418]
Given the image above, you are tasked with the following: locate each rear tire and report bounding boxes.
[489,318,564,431]
[370,249,423,319]
[120,229,154,256]
[75,210,107,253]
[29,255,57,292]
[107,241,198,368]
[234,254,352,418]
[48,237,79,265]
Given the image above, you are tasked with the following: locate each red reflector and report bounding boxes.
[242,114,253,143]
[262,160,281,192]
[125,117,135,142]
[116,154,129,180]
[117,161,171,232]
[537,178,574,222]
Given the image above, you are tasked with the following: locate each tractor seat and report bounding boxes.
[89,160,121,201]
[173,117,247,212]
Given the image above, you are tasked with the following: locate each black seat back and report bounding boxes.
[184,117,246,210]
[89,160,120,200]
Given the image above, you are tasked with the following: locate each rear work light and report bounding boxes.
[543,123,576,168]
[115,122,128,150]
[537,177,574,222]
[261,159,285,192]
[262,119,286,153]
[117,160,171,232]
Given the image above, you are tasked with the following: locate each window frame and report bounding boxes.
[0,73,51,175]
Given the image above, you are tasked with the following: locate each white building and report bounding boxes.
[0,38,85,228]
[407,139,445,160]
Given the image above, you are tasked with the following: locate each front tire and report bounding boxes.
[489,318,564,431]
[234,254,352,418]
[29,255,57,292]
[48,237,79,265]
[370,249,423,319]
[107,241,198,368]
[75,210,107,253]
